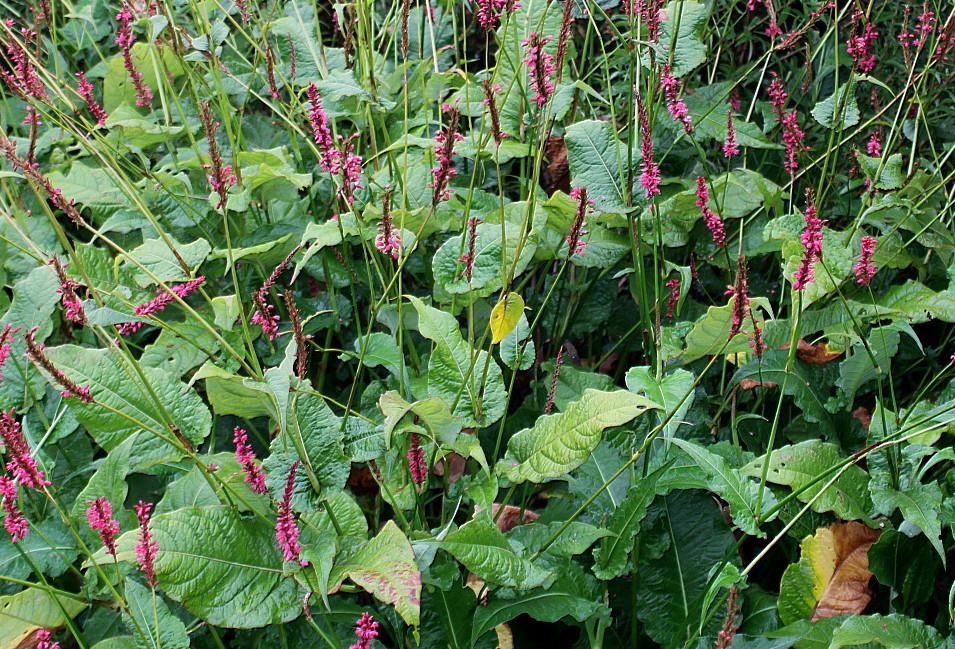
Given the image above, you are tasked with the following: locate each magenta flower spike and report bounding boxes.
[349,612,380,649]
[521,32,556,107]
[0,474,27,542]
[134,500,158,586]
[275,460,308,566]
[792,195,826,291]
[85,496,120,556]
[854,235,878,284]
[232,427,267,494]
[694,176,726,247]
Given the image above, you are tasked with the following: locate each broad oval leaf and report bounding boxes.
[440,517,549,589]
[137,506,303,628]
[498,388,660,484]
[489,293,524,344]
[328,520,421,627]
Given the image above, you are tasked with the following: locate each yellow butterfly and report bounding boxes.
[489,292,525,344]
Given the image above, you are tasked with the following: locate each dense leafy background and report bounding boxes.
[2,0,955,647]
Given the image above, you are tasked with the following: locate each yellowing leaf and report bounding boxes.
[490,293,525,344]
[778,521,881,624]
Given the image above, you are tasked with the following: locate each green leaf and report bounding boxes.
[857,154,906,191]
[71,433,136,520]
[440,516,549,589]
[731,350,833,432]
[836,324,900,401]
[0,519,79,582]
[811,81,859,129]
[103,43,183,112]
[625,366,695,438]
[870,479,943,560]
[0,589,86,647]
[685,86,781,149]
[683,297,771,362]
[741,441,871,521]
[655,2,708,76]
[592,467,661,579]
[126,237,210,287]
[565,120,627,213]
[471,590,602,647]
[328,521,421,627]
[379,391,462,448]
[498,388,659,484]
[211,295,241,330]
[45,346,212,469]
[636,491,739,649]
[432,222,537,298]
[830,614,946,649]
[0,264,61,409]
[195,363,275,419]
[123,580,189,649]
[134,506,303,628]
[670,438,776,536]
[406,296,506,427]
[867,530,935,610]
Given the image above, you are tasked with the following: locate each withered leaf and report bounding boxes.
[796,338,843,364]
[809,521,881,621]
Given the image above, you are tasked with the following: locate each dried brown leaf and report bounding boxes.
[796,338,843,364]
[810,521,881,621]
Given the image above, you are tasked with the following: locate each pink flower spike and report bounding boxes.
[792,194,826,290]
[275,460,308,566]
[567,186,593,257]
[75,72,108,125]
[695,176,725,247]
[118,277,205,335]
[232,427,267,494]
[407,432,427,485]
[664,278,680,319]
[85,497,120,556]
[636,93,660,202]
[349,612,380,649]
[0,408,49,488]
[115,6,153,107]
[335,133,364,203]
[846,10,878,73]
[660,65,692,134]
[430,105,463,205]
[780,110,806,175]
[853,235,877,284]
[866,130,882,156]
[134,500,158,586]
[34,629,59,649]
[723,110,739,157]
[0,324,21,386]
[521,32,557,108]
[305,83,337,173]
[0,474,27,542]
[375,188,401,258]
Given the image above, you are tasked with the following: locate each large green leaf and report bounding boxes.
[592,468,661,579]
[867,530,935,611]
[71,433,137,520]
[406,296,506,427]
[670,438,775,536]
[471,590,602,647]
[135,506,303,628]
[870,479,943,560]
[328,521,421,627]
[636,491,739,649]
[655,1,708,76]
[0,589,86,647]
[811,81,859,130]
[440,517,549,589]
[0,264,60,410]
[126,237,210,287]
[123,580,189,649]
[625,366,695,438]
[498,388,659,484]
[0,519,79,582]
[564,120,627,213]
[830,614,946,649]
[741,441,871,521]
[46,346,211,468]
[432,222,537,298]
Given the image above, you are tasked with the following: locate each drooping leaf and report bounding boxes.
[498,313,535,371]
[564,120,627,213]
[0,589,86,648]
[498,388,659,484]
[125,237,210,287]
[71,432,137,519]
[867,530,936,610]
[440,516,549,589]
[741,441,871,521]
[670,438,776,536]
[406,296,506,427]
[777,522,881,624]
[379,391,462,448]
[635,491,739,649]
[123,580,189,649]
[654,1,708,76]
[869,479,944,561]
[328,521,421,627]
[471,590,602,648]
[829,613,946,649]
[592,467,661,579]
